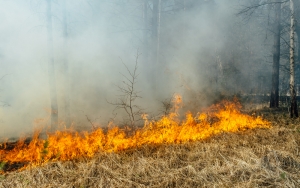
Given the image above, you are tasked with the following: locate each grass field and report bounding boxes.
[0,111,299,188]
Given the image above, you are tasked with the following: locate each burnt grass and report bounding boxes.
[0,108,300,187]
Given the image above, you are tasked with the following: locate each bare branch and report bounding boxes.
[107,50,143,128]
[237,0,289,16]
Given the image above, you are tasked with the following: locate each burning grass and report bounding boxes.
[1,96,298,187]
[0,123,299,187]
[0,96,270,169]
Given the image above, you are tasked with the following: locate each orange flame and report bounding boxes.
[0,96,271,171]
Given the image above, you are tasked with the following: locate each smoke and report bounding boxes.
[0,0,272,138]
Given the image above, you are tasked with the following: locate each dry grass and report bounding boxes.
[0,113,300,188]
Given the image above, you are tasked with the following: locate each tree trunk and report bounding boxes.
[296,26,300,96]
[62,0,70,126]
[156,0,161,67]
[270,2,281,108]
[143,0,148,63]
[296,26,300,72]
[152,0,161,90]
[183,0,186,29]
[46,0,59,130]
[295,1,300,97]
[289,0,298,118]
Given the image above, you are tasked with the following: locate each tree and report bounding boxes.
[238,0,294,109]
[62,0,70,126]
[143,0,149,64]
[270,1,281,108]
[295,0,300,89]
[46,0,59,130]
[152,0,161,90]
[289,0,298,118]
[109,52,143,128]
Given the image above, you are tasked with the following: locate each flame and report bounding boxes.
[0,95,271,171]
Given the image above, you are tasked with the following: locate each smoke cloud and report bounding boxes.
[0,0,272,138]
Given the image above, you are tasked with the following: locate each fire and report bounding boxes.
[0,95,271,172]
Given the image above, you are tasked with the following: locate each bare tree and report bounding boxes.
[295,1,300,87]
[270,1,281,108]
[238,0,291,108]
[46,0,58,130]
[152,0,161,89]
[109,52,143,128]
[62,0,70,126]
[143,0,149,64]
[289,0,298,117]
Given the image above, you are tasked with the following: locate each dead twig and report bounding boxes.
[108,50,143,128]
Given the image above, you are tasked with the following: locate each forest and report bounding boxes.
[0,0,300,187]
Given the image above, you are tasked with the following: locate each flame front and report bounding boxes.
[0,96,271,171]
